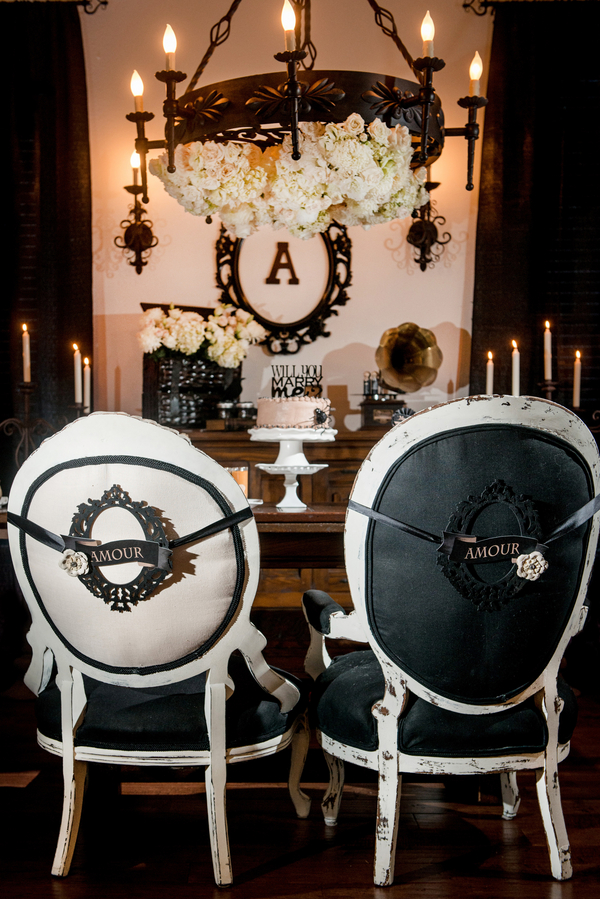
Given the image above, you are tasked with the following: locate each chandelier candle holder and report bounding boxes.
[115,151,159,273]
[249,426,336,510]
[121,1,487,263]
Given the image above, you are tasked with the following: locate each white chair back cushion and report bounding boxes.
[9,414,257,675]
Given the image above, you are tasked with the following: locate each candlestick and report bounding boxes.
[544,320,552,380]
[22,324,31,382]
[573,351,581,408]
[511,340,520,396]
[421,11,435,57]
[486,351,494,395]
[73,343,83,404]
[281,0,296,51]
[131,150,140,186]
[163,24,177,70]
[469,51,483,97]
[83,357,91,415]
[130,70,144,112]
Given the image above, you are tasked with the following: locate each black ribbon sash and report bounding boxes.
[347,496,595,564]
[8,506,252,574]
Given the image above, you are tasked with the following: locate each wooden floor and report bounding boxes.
[1,667,599,899]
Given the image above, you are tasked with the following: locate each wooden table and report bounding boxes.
[254,503,346,568]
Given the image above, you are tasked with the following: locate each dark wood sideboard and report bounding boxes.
[185,428,384,607]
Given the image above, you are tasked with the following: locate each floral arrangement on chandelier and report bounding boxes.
[149,114,429,240]
[138,304,267,369]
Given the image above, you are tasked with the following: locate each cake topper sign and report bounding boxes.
[271,364,322,398]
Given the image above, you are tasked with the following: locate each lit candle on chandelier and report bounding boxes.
[163,24,177,70]
[73,343,83,405]
[469,51,483,97]
[486,351,494,395]
[22,324,31,382]
[573,351,581,408]
[511,340,520,397]
[130,151,141,186]
[83,358,91,415]
[130,70,144,112]
[281,0,296,51]
[543,320,552,380]
[421,11,435,57]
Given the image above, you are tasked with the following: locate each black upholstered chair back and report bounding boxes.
[348,399,596,707]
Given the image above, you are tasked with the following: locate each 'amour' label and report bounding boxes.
[439,533,545,564]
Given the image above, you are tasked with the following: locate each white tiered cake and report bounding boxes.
[256,396,331,429]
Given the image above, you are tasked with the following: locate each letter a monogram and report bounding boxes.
[265,242,300,285]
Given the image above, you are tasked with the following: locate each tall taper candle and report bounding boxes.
[83,357,91,414]
[469,51,483,97]
[511,340,520,396]
[281,0,296,51]
[73,343,82,404]
[573,351,581,408]
[421,11,435,57]
[163,24,176,70]
[486,351,494,394]
[22,324,31,382]
[544,321,552,380]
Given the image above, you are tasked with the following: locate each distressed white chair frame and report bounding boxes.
[8,413,310,886]
[304,396,599,886]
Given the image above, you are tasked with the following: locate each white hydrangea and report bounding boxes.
[137,304,267,369]
[149,114,428,239]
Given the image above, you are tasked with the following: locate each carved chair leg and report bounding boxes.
[51,758,87,877]
[205,681,233,887]
[321,750,345,826]
[374,760,402,887]
[500,771,521,819]
[288,711,311,818]
[535,763,572,880]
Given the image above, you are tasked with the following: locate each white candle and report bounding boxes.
[544,320,552,380]
[281,0,296,51]
[130,70,144,112]
[83,357,91,415]
[73,343,83,404]
[573,351,581,408]
[22,324,31,382]
[486,351,494,395]
[163,24,177,70]
[421,11,435,57]
[469,51,483,97]
[511,340,520,396]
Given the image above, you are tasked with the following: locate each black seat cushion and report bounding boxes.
[36,655,309,752]
[312,651,577,756]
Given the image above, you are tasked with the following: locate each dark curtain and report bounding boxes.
[469,2,600,407]
[0,2,92,489]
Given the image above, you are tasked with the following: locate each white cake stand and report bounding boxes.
[249,426,337,510]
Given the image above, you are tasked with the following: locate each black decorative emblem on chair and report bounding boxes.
[72,484,169,612]
[437,479,542,611]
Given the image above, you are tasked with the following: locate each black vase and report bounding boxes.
[142,355,242,429]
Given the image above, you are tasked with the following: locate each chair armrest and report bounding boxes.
[302,590,368,680]
[302,589,346,635]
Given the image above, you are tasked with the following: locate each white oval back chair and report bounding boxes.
[8,412,310,885]
[303,395,599,885]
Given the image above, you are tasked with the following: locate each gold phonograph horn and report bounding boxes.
[375,323,443,393]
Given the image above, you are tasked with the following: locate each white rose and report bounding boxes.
[367,118,390,145]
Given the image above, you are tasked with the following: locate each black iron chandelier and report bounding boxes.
[116,0,487,274]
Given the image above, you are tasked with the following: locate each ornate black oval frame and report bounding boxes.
[72,484,169,613]
[215,222,352,355]
[436,480,543,612]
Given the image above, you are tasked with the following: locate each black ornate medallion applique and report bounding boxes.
[71,484,169,613]
[437,480,542,612]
